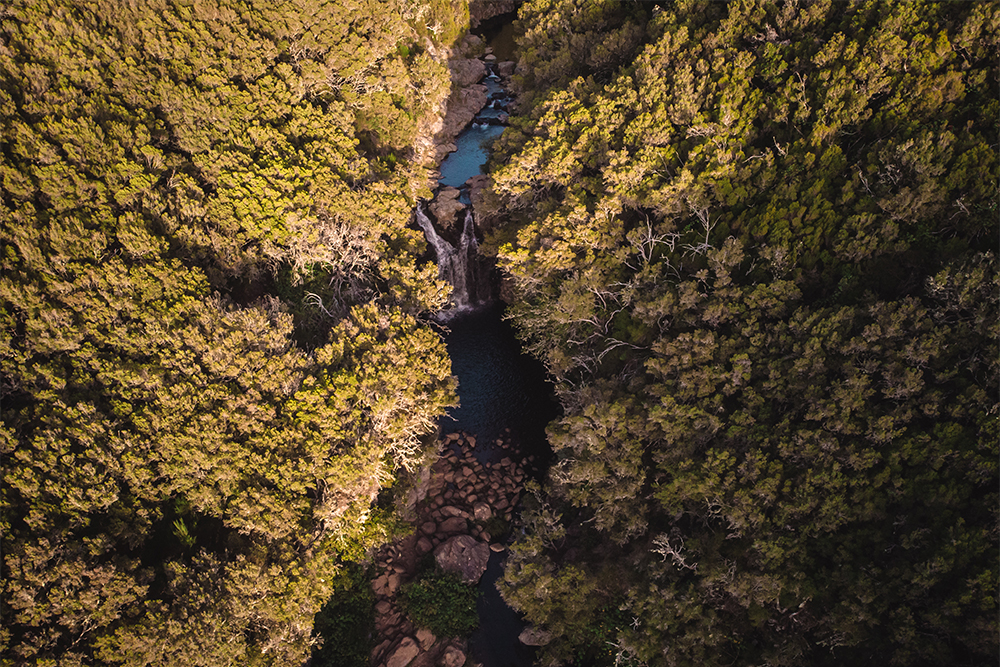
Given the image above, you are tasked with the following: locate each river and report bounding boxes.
[421,18,559,667]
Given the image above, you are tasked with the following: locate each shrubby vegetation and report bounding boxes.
[3,0,996,665]
[399,567,480,637]
[485,1,998,665]
[0,0,468,664]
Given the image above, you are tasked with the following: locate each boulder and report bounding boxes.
[439,505,469,519]
[386,637,420,667]
[429,187,465,230]
[373,639,393,663]
[372,573,390,596]
[376,610,402,634]
[438,516,467,534]
[473,502,492,521]
[434,535,490,584]
[421,521,437,535]
[467,173,490,191]
[416,627,436,650]
[518,626,554,646]
[416,537,434,555]
[440,645,466,667]
[490,543,506,553]
[449,57,486,86]
[497,60,516,78]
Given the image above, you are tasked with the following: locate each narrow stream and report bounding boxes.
[442,306,557,667]
[418,17,559,667]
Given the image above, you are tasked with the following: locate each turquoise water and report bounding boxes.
[438,68,508,188]
[438,123,505,188]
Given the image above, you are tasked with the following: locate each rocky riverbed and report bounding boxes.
[370,17,549,666]
[370,431,531,667]
[431,33,515,181]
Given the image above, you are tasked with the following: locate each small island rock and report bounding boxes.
[518,626,554,646]
[440,645,466,667]
[473,501,492,521]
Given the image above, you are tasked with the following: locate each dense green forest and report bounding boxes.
[482,1,998,666]
[0,1,467,664]
[2,0,997,666]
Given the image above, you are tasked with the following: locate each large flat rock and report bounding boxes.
[449,57,486,87]
[433,535,489,584]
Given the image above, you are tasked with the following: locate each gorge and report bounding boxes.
[1,2,995,667]
[364,18,559,667]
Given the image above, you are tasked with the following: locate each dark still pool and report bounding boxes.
[438,303,558,471]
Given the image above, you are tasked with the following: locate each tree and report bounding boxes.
[1,0,463,663]
[487,1,999,664]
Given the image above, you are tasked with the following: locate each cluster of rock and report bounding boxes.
[427,175,499,239]
[434,34,516,166]
[370,431,531,667]
[428,187,466,234]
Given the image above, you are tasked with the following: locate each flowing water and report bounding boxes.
[417,31,558,667]
[415,206,491,310]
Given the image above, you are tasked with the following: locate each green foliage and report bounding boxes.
[489,1,999,665]
[311,563,375,667]
[335,507,410,563]
[399,568,479,637]
[480,514,511,540]
[0,0,464,664]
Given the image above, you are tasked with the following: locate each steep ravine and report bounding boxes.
[367,22,558,667]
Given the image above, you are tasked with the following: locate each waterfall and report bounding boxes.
[415,204,490,313]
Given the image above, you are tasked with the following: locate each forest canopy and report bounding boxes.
[2,0,997,665]
[0,0,467,664]
[483,1,998,665]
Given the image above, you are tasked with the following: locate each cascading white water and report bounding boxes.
[415,204,488,312]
